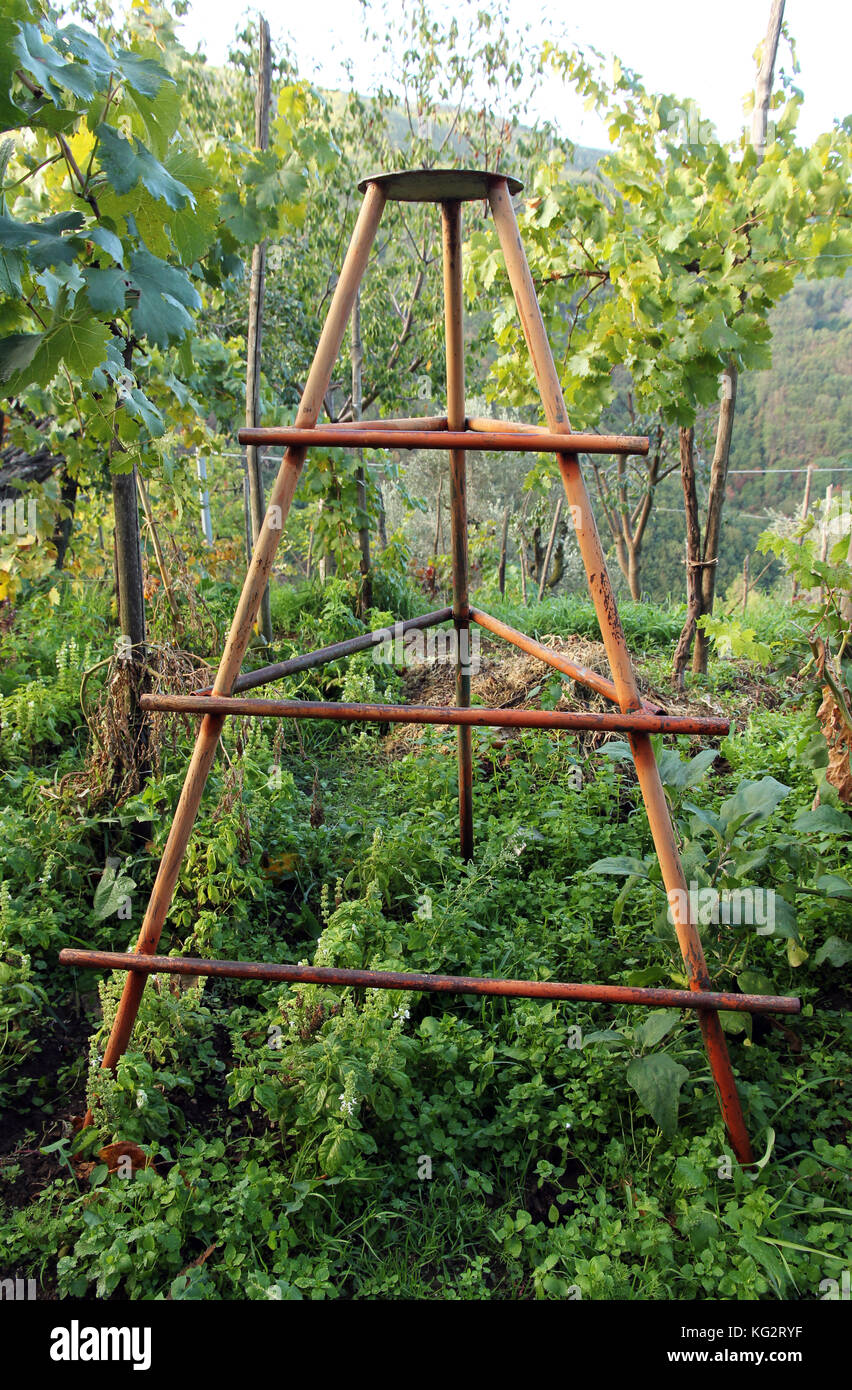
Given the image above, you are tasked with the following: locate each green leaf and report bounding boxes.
[0,209,85,269]
[635,1008,681,1049]
[87,225,125,265]
[318,1130,352,1176]
[815,874,852,901]
[219,189,266,246]
[719,777,790,834]
[12,23,97,105]
[95,124,192,210]
[626,1052,688,1138]
[127,247,200,346]
[658,746,718,790]
[740,1232,786,1292]
[114,48,172,99]
[82,266,128,314]
[813,936,852,968]
[119,385,164,436]
[587,855,649,878]
[93,864,136,920]
[792,805,852,836]
[0,332,42,382]
[762,895,799,941]
[684,1210,717,1252]
[61,25,116,87]
[737,970,775,996]
[4,317,110,391]
[701,311,742,352]
[168,192,219,265]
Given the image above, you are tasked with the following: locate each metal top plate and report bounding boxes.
[357,168,523,202]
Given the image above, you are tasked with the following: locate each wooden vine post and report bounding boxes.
[244,15,273,644]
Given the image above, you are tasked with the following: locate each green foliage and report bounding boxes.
[0,0,321,600]
[1,575,851,1299]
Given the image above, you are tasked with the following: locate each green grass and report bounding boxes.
[0,581,849,1300]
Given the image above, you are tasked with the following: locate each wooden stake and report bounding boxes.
[442,199,473,861]
[537,496,563,601]
[789,464,811,600]
[351,289,371,613]
[245,16,273,643]
[136,472,182,634]
[498,502,510,597]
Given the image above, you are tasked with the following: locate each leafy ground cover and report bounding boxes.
[0,576,850,1300]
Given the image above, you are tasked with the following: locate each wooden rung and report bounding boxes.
[237,426,650,456]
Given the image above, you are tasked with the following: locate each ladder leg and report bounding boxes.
[442,199,473,860]
[86,184,387,1104]
[488,178,753,1166]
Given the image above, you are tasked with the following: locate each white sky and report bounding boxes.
[176,0,851,150]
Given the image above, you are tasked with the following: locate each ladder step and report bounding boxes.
[238,425,650,456]
[139,693,730,736]
[58,950,800,1015]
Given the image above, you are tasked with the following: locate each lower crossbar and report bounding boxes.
[58,950,800,1014]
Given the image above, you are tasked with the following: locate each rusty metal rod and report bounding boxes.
[58,950,801,1015]
[238,427,650,456]
[469,606,667,715]
[195,607,454,697]
[139,692,730,735]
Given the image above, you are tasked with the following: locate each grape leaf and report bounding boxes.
[95,123,193,210]
[83,266,128,314]
[114,48,171,99]
[127,247,200,346]
[4,317,110,391]
[87,225,124,265]
[0,332,42,382]
[0,209,85,268]
[12,22,97,104]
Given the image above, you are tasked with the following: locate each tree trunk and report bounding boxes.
[52,463,77,570]
[626,542,641,601]
[693,359,737,672]
[676,1,783,677]
[538,497,563,601]
[673,427,702,689]
[244,16,273,643]
[111,461,149,786]
[498,502,510,597]
[110,338,149,789]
